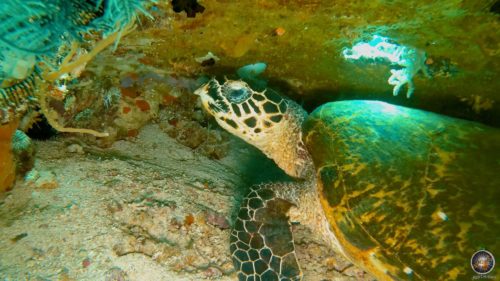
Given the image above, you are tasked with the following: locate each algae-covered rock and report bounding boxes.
[303,100,500,280]
[114,0,500,125]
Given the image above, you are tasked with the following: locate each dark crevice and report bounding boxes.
[490,0,500,14]
[25,114,58,140]
[171,0,205,18]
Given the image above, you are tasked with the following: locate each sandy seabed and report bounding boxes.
[0,124,371,281]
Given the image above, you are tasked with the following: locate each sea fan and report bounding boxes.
[91,0,154,49]
[0,0,152,82]
[0,1,59,56]
[0,0,101,81]
[0,1,54,80]
[94,0,153,32]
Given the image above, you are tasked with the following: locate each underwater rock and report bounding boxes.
[195,52,220,66]
[158,92,231,159]
[118,1,500,125]
[25,169,58,189]
[10,232,28,243]
[203,267,223,278]
[67,143,84,154]
[204,210,230,230]
[82,258,91,268]
[105,267,130,281]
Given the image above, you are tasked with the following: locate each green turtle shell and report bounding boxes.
[302,100,500,281]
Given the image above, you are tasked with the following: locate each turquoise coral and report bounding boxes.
[342,35,428,98]
[237,62,268,90]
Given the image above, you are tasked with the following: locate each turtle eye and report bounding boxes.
[225,87,250,103]
[222,81,252,104]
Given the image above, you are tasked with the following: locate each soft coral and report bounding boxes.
[0,121,18,192]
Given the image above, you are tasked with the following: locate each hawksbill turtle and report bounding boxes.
[194,78,500,281]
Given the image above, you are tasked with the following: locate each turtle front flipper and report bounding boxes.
[231,185,302,281]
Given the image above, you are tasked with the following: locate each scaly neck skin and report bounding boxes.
[264,100,344,254]
[262,99,314,179]
[271,178,346,257]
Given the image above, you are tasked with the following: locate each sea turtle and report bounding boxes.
[194,78,500,281]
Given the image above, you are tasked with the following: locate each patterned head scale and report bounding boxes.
[194,78,288,144]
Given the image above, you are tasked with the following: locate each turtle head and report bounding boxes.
[194,78,288,141]
[195,78,312,178]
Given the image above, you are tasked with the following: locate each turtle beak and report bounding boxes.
[194,83,208,97]
[194,84,212,113]
[195,78,232,115]
[194,83,223,115]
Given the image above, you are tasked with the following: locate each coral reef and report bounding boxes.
[0,69,39,124]
[342,35,428,98]
[0,0,154,136]
[0,0,159,193]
